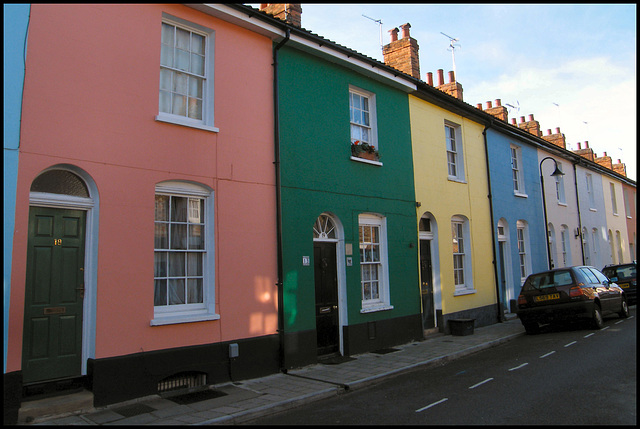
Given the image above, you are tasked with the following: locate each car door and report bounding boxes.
[590,267,621,312]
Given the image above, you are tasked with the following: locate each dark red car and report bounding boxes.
[516,265,630,334]
[602,262,636,305]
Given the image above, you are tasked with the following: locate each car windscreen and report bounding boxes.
[523,270,574,291]
[603,265,636,281]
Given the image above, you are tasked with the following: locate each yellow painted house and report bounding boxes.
[409,94,498,333]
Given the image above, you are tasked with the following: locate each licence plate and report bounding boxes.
[534,293,560,302]
[619,283,629,289]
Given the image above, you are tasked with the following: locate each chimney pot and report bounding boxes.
[585,141,589,148]
[511,118,517,125]
[486,101,492,109]
[603,151,607,156]
[520,116,525,123]
[547,129,552,135]
[495,99,501,107]
[437,69,444,86]
[555,127,560,134]
[400,23,411,38]
[426,72,433,86]
[389,27,399,42]
[448,70,455,83]
[577,142,582,149]
[528,114,534,121]
[476,103,483,109]
[618,159,622,163]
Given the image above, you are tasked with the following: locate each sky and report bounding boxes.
[248,3,637,181]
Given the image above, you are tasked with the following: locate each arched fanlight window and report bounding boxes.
[313,214,337,240]
[30,169,89,197]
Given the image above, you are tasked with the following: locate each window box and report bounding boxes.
[351,141,380,162]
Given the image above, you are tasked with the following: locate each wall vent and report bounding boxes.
[157,371,207,393]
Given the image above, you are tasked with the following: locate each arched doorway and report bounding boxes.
[23,167,97,386]
[312,213,342,357]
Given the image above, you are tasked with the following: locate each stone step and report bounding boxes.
[18,389,94,424]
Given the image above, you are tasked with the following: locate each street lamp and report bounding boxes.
[539,157,565,270]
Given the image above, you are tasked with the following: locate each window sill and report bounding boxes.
[150,312,220,326]
[360,304,394,313]
[453,289,476,297]
[350,156,382,166]
[155,114,219,133]
[514,192,528,198]
[589,208,597,212]
[447,176,467,184]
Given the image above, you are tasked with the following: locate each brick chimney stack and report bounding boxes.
[573,141,595,161]
[595,151,613,170]
[483,99,508,122]
[434,69,463,100]
[542,127,566,149]
[613,159,627,177]
[517,114,541,137]
[382,23,420,79]
[260,4,302,27]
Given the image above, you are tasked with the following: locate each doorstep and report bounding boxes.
[18,389,94,424]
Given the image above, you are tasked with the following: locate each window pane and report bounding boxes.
[188,224,204,249]
[161,23,174,44]
[168,252,185,276]
[170,224,187,249]
[188,98,202,120]
[159,90,171,114]
[172,94,186,116]
[191,33,205,55]
[189,76,203,98]
[175,49,189,72]
[362,111,369,126]
[155,224,168,249]
[191,53,204,76]
[176,27,190,51]
[154,279,167,306]
[187,279,203,304]
[160,69,172,91]
[187,252,203,276]
[171,197,188,222]
[160,45,173,67]
[173,72,188,95]
[154,252,167,277]
[155,195,169,221]
[169,279,185,305]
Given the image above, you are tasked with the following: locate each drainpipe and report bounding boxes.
[273,28,290,372]
[572,162,586,265]
[482,121,504,322]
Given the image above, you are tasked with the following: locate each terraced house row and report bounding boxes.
[4,4,636,423]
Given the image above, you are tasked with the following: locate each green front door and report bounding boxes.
[22,206,86,384]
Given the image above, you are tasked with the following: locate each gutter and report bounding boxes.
[572,162,586,264]
[482,121,504,322]
[273,28,290,372]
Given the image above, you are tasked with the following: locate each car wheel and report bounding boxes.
[592,304,604,329]
[618,298,630,319]
[523,321,539,335]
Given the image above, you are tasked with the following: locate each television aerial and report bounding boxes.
[363,14,384,54]
[505,100,520,115]
[440,32,461,80]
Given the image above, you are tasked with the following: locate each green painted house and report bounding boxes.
[275,26,422,369]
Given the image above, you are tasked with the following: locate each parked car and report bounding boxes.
[516,266,629,334]
[602,262,636,305]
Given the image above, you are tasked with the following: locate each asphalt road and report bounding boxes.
[247,308,636,425]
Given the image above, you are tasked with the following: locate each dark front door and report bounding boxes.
[22,206,86,384]
[498,241,508,313]
[420,239,435,329]
[314,242,339,356]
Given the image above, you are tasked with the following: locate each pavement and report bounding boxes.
[24,316,525,425]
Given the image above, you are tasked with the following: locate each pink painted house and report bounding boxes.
[5,4,281,415]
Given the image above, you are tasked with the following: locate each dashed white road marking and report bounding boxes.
[602,326,610,330]
[468,378,493,389]
[416,398,448,413]
[615,320,625,324]
[564,341,577,347]
[584,333,595,338]
[508,363,528,371]
[540,351,556,358]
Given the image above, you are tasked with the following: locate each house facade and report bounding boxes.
[5,3,281,419]
[274,17,422,369]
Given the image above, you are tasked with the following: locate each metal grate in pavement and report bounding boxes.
[112,403,156,418]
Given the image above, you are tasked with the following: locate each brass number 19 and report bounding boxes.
[54,239,62,246]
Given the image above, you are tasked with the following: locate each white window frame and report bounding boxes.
[452,215,474,295]
[516,220,531,282]
[445,121,465,182]
[560,225,571,267]
[510,145,526,196]
[555,162,566,204]
[358,214,392,313]
[152,181,218,326]
[349,86,380,165]
[586,173,595,209]
[156,14,219,133]
[610,182,618,215]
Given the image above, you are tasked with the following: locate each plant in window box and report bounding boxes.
[351,140,379,161]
